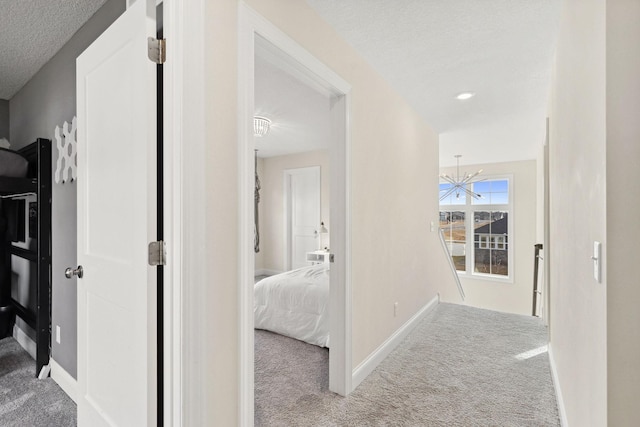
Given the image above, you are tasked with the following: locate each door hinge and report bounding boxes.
[147,37,166,64]
[148,241,166,266]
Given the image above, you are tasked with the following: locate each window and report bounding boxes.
[439,177,512,280]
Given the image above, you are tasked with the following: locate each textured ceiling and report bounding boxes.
[1,0,563,166]
[0,0,108,100]
[304,0,563,166]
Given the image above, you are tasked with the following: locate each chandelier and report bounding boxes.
[253,116,271,137]
[439,155,484,201]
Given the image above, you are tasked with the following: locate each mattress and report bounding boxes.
[0,148,29,178]
[254,264,330,347]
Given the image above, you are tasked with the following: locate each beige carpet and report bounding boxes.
[255,302,560,426]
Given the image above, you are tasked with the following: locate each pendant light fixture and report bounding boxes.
[439,155,484,201]
[253,116,271,137]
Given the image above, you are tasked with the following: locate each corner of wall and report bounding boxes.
[548,344,569,427]
[351,295,439,390]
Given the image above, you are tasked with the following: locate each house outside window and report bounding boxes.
[439,177,513,281]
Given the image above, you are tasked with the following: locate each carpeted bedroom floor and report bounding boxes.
[255,302,560,426]
[0,337,76,427]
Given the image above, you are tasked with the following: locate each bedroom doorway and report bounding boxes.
[239,3,353,423]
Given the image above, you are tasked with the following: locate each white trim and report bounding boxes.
[352,295,440,389]
[162,0,205,425]
[162,1,182,425]
[548,344,568,427]
[50,358,78,403]
[238,3,353,423]
[543,121,551,327]
[13,324,36,360]
[328,92,352,396]
[238,6,255,425]
[255,268,282,277]
[248,13,351,94]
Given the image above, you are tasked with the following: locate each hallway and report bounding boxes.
[255,303,559,426]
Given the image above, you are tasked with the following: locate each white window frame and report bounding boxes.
[439,174,514,283]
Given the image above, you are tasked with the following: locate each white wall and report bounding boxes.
[606,0,640,424]
[548,0,607,424]
[246,0,452,367]
[257,150,330,273]
[438,160,537,315]
[202,1,240,423]
[202,1,456,421]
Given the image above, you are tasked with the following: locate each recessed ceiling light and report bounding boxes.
[456,92,475,100]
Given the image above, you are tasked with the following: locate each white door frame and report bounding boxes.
[543,118,551,327]
[161,0,206,425]
[87,1,206,425]
[238,2,353,424]
[284,166,321,270]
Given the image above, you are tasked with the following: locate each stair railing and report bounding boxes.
[532,243,543,316]
[438,228,465,300]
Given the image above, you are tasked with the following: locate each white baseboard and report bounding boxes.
[548,344,568,427]
[255,268,282,277]
[351,294,440,389]
[13,324,36,360]
[50,358,78,403]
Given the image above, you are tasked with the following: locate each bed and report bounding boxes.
[254,264,330,347]
[0,148,29,178]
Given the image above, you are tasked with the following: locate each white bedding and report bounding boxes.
[254,264,330,347]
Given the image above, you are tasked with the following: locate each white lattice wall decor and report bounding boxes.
[54,116,77,184]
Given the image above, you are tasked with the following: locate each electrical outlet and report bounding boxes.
[394,302,398,317]
[56,325,61,344]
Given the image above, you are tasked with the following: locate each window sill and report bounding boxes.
[456,272,514,284]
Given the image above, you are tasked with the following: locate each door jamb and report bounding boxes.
[161,0,207,425]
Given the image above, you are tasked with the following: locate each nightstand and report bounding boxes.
[306,250,330,265]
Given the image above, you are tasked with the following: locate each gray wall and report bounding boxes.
[10,0,125,378]
[0,99,9,139]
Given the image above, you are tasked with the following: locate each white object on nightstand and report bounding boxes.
[306,250,330,265]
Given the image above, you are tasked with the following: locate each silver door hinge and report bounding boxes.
[148,37,166,64]
[149,241,166,266]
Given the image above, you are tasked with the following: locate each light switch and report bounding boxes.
[592,241,601,283]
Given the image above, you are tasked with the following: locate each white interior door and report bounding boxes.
[286,167,321,269]
[76,0,157,425]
